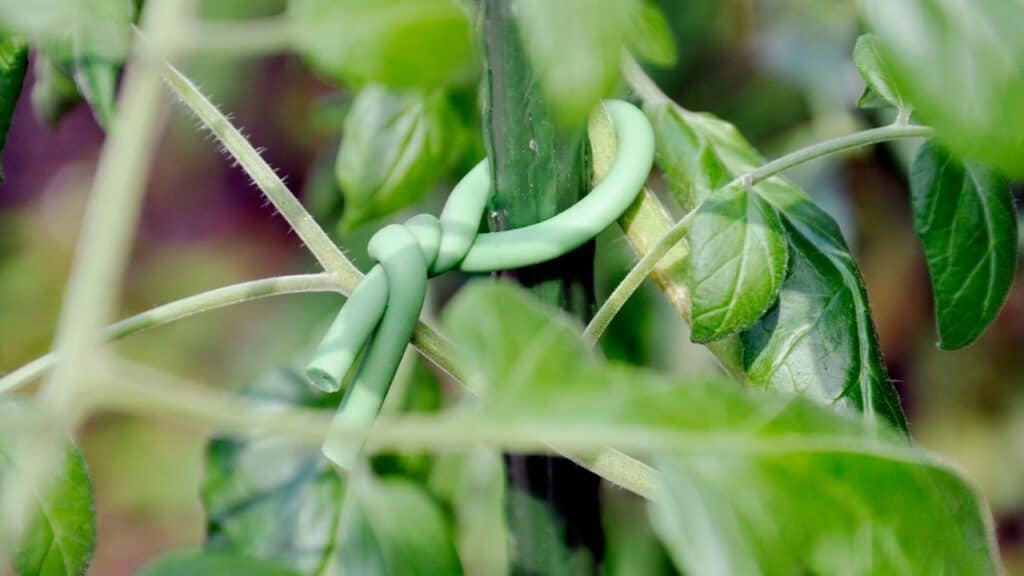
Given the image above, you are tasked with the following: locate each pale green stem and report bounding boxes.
[173,17,295,58]
[40,0,183,417]
[734,124,933,189]
[161,61,361,286]
[88,359,929,475]
[584,208,696,344]
[4,0,186,541]
[0,274,337,394]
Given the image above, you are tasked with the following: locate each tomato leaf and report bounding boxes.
[442,281,999,575]
[645,102,789,343]
[0,33,28,182]
[910,141,1018,349]
[30,53,82,127]
[861,0,1024,176]
[515,0,639,125]
[202,368,461,575]
[137,550,302,576]
[289,0,478,90]
[627,1,678,68]
[336,86,457,229]
[0,408,96,576]
[1,0,134,128]
[853,33,905,111]
[647,100,906,430]
[687,182,789,343]
[742,179,907,430]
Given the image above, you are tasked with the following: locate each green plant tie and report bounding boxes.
[307,100,654,469]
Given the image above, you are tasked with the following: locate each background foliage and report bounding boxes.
[0,0,1022,574]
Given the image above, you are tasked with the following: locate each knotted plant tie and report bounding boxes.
[306,100,654,469]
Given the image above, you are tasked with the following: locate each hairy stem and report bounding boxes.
[158,61,466,386]
[161,62,359,284]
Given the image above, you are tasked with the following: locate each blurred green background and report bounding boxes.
[0,0,1021,574]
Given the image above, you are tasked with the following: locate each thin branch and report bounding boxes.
[160,61,361,286]
[585,208,696,344]
[0,274,337,394]
[734,124,933,188]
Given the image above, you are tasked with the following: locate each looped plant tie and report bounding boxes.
[306,100,654,469]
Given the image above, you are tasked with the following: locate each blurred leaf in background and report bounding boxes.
[336,86,460,229]
[861,0,1024,176]
[289,0,478,90]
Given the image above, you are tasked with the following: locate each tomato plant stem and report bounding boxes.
[162,63,360,285]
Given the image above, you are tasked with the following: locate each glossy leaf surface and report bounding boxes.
[687,182,788,343]
[861,0,1024,176]
[289,0,477,89]
[910,141,1018,349]
[442,282,998,576]
[648,101,906,430]
[336,86,457,228]
[645,101,789,344]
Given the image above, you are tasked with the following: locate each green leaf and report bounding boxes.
[68,0,134,127]
[0,411,96,576]
[137,550,302,576]
[289,0,478,89]
[441,281,999,575]
[202,368,461,575]
[644,102,788,343]
[652,452,996,576]
[515,0,640,125]
[687,182,788,343]
[626,2,677,68]
[645,100,768,208]
[1,0,134,128]
[336,86,457,229]
[646,100,906,430]
[0,33,27,182]
[202,370,343,574]
[744,179,907,431]
[852,33,904,110]
[910,141,1018,350]
[30,53,82,127]
[429,451,510,576]
[860,0,1024,176]
[337,476,463,575]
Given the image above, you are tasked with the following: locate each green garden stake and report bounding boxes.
[307,100,655,469]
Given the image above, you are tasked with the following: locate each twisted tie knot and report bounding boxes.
[306,100,655,469]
